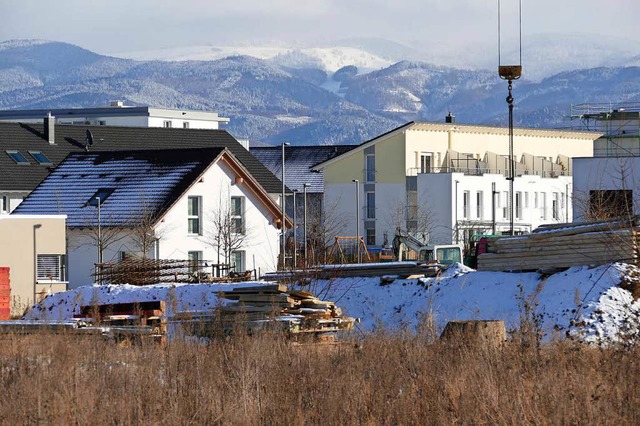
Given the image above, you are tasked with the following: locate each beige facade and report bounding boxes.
[0,215,67,316]
[315,121,602,248]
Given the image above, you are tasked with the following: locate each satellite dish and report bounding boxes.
[85,130,94,151]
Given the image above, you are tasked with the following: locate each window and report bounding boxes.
[515,192,522,220]
[6,150,29,164]
[366,192,375,219]
[365,154,375,182]
[230,196,245,234]
[1,195,7,213]
[503,191,509,219]
[231,250,245,272]
[28,151,52,165]
[188,251,202,274]
[37,254,66,282]
[524,192,529,209]
[187,196,201,235]
[366,228,376,246]
[588,190,632,220]
[98,121,106,126]
[463,190,470,219]
[163,120,172,128]
[183,121,190,129]
[552,192,559,220]
[534,192,539,209]
[476,191,483,219]
[86,188,115,206]
[420,152,433,174]
[541,193,547,220]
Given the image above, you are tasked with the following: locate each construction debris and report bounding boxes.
[477,219,640,271]
[173,284,356,342]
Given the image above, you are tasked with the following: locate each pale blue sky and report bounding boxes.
[0,0,636,54]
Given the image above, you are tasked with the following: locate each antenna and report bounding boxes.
[85,129,94,151]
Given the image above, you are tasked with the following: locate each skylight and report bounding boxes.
[28,151,52,165]
[86,188,115,206]
[6,150,29,165]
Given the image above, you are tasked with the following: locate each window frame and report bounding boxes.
[163,120,172,128]
[419,152,433,174]
[463,190,470,219]
[366,228,376,246]
[476,191,483,219]
[230,196,245,235]
[183,121,190,129]
[187,196,202,235]
[36,254,66,282]
[6,150,29,165]
[28,151,52,165]
[365,154,375,183]
[366,191,376,219]
[231,250,245,272]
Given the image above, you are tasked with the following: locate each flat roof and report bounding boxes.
[0,106,229,123]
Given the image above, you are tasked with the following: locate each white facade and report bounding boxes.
[419,173,572,245]
[573,156,640,221]
[0,192,28,214]
[66,156,281,288]
[0,104,229,130]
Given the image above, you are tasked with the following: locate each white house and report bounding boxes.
[419,172,572,245]
[13,148,288,287]
[314,120,601,247]
[0,101,229,129]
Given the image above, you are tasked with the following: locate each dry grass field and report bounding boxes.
[1,326,640,425]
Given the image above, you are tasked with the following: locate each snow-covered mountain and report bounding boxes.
[1,39,640,146]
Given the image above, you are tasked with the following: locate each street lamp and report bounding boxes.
[303,183,309,267]
[33,223,41,305]
[352,179,360,263]
[281,142,290,270]
[293,189,298,269]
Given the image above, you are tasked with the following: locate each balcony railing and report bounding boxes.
[407,166,569,178]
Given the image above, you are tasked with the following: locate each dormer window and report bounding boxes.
[6,150,29,164]
[29,151,52,165]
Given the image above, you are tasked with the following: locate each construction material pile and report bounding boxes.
[477,219,640,272]
[173,284,356,341]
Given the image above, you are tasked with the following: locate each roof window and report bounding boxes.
[6,150,29,164]
[28,151,52,165]
[86,188,115,206]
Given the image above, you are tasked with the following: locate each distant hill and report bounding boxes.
[0,39,639,145]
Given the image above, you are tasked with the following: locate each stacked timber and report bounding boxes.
[174,284,355,340]
[477,221,640,271]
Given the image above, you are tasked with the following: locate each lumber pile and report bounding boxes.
[174,284,355,341]
[477,221,640,271]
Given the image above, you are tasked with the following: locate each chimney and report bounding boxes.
[445,112,455,124]
[44,112,55,145]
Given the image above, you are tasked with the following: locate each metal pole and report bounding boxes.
[353,179,360,263]
[455,180,459,243]
[303,183,309,267]
[281,142,289,270]
[507,79,515,235]
[491,182,497,235]
[98,197,102,264]
[293,190,297,269]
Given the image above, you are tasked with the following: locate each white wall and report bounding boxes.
[418,173,572,244]
[157,159,280,274]
[1,192,28,214]
[573,156,640,221]
[147,116,218,129]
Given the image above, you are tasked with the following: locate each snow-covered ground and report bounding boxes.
[24,263,640,344]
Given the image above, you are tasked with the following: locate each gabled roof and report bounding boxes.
[12,148,289,228]
[250,145,354,193]
[312,121,602,170]
[0,122,282,193]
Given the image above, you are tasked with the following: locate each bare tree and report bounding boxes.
[384,193,434,245]
[127,197,172,260]
[308,197,349,265]
[202,189,253,268]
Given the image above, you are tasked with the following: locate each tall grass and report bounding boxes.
[0,330,639,424]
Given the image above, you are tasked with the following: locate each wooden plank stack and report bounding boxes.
[477,220,640,271]
[174,284,355,341]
